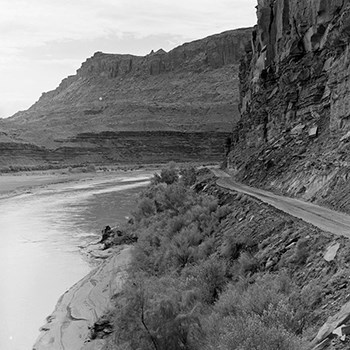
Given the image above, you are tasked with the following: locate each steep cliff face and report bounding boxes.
[230,0,350,213]
[3,28,251,149]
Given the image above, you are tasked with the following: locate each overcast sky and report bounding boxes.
[0,0,257,118]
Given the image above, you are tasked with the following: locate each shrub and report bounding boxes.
[152,163,179,185]
[196,257,227,304]
[86,164,96,172]
[238,252,259,276]
[179,165,197,186]
[209,314,304,350]
[112,275,202,350]
[288,238,310,266]
[132,198,156,222]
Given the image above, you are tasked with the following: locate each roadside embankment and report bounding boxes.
[32,167,350,349]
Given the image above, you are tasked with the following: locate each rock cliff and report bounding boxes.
[229,0,350,213]
[2,28,251,149]
[0,131,231,170]
[0,28,252,168]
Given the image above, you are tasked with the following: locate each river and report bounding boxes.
[0,170,152,350]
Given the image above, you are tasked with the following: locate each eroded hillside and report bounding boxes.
[0,28,251,169]
[2,28,251,148]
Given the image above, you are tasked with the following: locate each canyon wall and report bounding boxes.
[2,28,251,149]
[0,131,231,170]
[0,28,251,168]
[230,0,350,213]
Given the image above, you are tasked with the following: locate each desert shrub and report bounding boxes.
[113,275,202,350]
[132,198,156,223]
[154,183,190,213]
[288,238,310,265]
[213,283,243,317]
[166,215,187,238]
[238,251,259,276]
[152,162,179,185]
[168,232,196,269]
[207,314,304,350]
[86,164,96,172]
[195,236,217,260]
[204,273,306,349]
[287,280,323,334]
[179,165,197,186]
[220,229,257,260]
[214,204,232,220]
[193,257,227,304]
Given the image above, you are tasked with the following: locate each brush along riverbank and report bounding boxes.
[34,166,350,350]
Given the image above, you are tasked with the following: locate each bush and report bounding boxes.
[112,275,202,350]
[238,252,259,276]
[195,257,227,304]
[86,164,96,172]
[132,198,156,223]
[152,163,179,185]
[179,165,197,186]
[208,314,304,350]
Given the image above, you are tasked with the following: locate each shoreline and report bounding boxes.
[0,168,153,349]
[0,167,158,201]
[0,162,218,200]
[32,245,132,350]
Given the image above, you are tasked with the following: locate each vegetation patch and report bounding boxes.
[92,164,350,350]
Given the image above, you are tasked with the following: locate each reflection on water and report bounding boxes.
[0,173,149,350]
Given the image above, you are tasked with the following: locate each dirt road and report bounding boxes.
[212,169,350,238]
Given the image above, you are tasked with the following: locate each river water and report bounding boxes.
[0,171,151,350]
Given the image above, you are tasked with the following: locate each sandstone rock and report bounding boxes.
[340,131,350,142]
[235,0,350,149]
[291,124,305,135]
[2,28,252,152]
[323,242,340,262]
[228,0,350,216]
[310,301,350,348]
[309,126,318,138]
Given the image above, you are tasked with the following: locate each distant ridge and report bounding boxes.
[0,28,252,168]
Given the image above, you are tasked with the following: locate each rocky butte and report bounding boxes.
[0,28,252,169]
[229,0,350,214]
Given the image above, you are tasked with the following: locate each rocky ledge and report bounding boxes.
[229,0,350,214]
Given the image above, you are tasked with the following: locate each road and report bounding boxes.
[212,169,350,238]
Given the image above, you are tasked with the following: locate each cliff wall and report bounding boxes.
[230,0,350,213]
[0,131,230,170]
[3,28,251,149]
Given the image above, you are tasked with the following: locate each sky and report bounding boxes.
[0,0,257,118]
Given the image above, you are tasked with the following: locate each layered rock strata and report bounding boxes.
[230,0,350,213]
[0,131,231,170]
[3,28,251,150]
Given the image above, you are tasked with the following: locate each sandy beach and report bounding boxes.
[0,167,157,199]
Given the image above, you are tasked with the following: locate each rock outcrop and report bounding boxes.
[3,28,251,149]
[0,28,252,169]
[229,0,350,213]
[0,131,231,170]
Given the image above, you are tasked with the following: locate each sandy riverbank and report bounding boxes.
[33,245,132,350]
[0,167,158,200]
